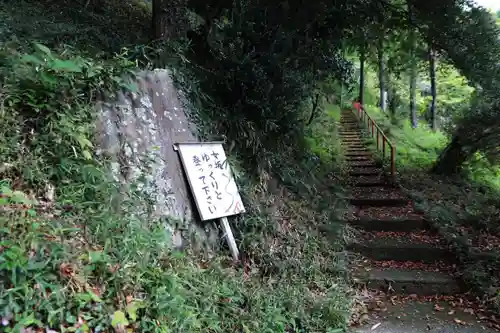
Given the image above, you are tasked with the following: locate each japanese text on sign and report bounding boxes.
[176,142,246,221]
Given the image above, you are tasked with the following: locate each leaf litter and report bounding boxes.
[349,186,407,200]
[359,230,446,246]
[352,256,458,274]
[352,288,500,330]
[344,205,423,220]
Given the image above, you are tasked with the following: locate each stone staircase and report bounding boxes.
[340,109,464,296]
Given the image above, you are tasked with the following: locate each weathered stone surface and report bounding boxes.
[95,69,218,250]
[353,268,462,295]
[348,218,428,232]
[352,300,498,333]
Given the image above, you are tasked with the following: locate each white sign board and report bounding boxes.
[175,142,246,221]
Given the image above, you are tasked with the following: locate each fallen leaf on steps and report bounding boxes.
[434,304,444,311]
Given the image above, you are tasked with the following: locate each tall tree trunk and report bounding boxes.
[340,42,345,107]
[408,1,418,128]
[429,45,437,130]
[386,74,395,116]
[359,44,366,104]
[152,0,187,40]
[152,0,168,39]
[378,33,386,112]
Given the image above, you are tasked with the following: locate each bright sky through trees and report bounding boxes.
[475,0,500,10]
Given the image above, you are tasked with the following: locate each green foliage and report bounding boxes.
[0,183,350,332]
[1,0,151,53]
[433,64,474,122]
[362,106,448,169]
[0,43,137,188]
[305,105,345,164]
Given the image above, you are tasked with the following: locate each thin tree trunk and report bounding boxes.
[340,42,345,107]
[408,1,418,128]
[378,33,386,112]
[409,39,418,128]
[429,45,437,130]
[307,93,321,125]
[359,44,365,104]
[152,0,187,40]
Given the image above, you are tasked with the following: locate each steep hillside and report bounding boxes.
[0,1,354,332]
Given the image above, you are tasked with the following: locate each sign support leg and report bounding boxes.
[220,216,239,261]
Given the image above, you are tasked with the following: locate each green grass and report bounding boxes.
[360,105,448,170]
[358,105,500,192]
[305,104,345,164]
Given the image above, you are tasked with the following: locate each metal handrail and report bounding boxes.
[353,105,396,179]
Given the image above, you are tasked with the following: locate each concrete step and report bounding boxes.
[353,268,462,295]
[348,167,381,176]
[348,162,378,168]
[348,237,454,263]
[346,147,371,154]
[342,139,364,143]
[349,186,403,199]
[346,156,373,161]
[354,181,390,187]
[349,198,408,207]
[347,174,387,183]
[342,141,365,145]
[345,146,367,151]
[348,218,428,232]
[346,151,370,155]
[345,153,373,159]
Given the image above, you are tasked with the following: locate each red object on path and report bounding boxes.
[353,101,362,116]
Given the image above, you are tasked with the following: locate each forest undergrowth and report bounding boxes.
[0,0,355,332]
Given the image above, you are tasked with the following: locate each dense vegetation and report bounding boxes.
[3,0,500,331]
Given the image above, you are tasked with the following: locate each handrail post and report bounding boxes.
[382,137,386,158]
[376,128,380,150]
[390,146,395,180]
[353,104,396,180]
